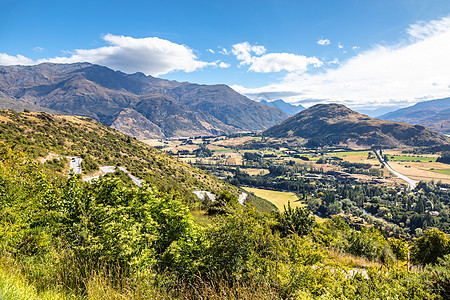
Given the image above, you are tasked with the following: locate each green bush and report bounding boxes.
[412,228,450,265]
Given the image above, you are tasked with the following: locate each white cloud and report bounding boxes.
[218,46,229,55]
[249,53,322,73]
[218,61,230,68]
[231,42,322,73]
[234,16,450,109]
[231,42,266,65]
[352,46,360,50]
[207,48,215,54]
[0,53,34,65]
[0,34,212,76]
[33,47,44,52]
[407,17,450,40]
[338,43,344,49]
[317,38,330,46]
[327,58,340,65]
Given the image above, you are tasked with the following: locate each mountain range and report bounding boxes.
[263,103,449,147]
[0,63,287,139]
[378,97,450,135]
[258,99,304,115]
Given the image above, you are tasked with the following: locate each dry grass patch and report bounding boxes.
[388,161,450,184]
[243,187,304,212]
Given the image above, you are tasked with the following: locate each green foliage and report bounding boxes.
[427,254,450,299]
[412,228,450,265]
[346,227,390,262]
[207,191,238,215]
[277,201,315,237]
[437,151,450,164]
[0,145,444,299]
[80,153,98,173]
[388,237,409,261]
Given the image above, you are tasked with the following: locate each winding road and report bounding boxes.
[67,156,82,174]
[375,150,418,190]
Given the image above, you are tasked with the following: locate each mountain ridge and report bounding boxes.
[263,103,449,147]
[379,97,450,134]
[0,63,288,139]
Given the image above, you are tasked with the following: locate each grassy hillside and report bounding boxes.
[0,109,239,200]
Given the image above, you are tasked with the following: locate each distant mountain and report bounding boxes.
[356,106,403,118]
[259,99,304,115]
[263,103,449,147]
[378,98,450,135]
[0,63,288,139]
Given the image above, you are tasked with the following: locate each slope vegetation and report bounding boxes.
[0,109,239,198]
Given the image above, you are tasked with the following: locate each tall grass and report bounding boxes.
[0,254,281,300]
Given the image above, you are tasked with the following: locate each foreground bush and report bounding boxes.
[0,146,442,299]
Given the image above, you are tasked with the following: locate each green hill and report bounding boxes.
[0,109,236,197]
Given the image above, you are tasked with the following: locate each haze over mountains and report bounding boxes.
[379,97,450,135]
[0,63,287,139]
[258,99,304,115]
[263,103,449,147]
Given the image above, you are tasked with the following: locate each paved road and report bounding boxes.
[118,166,145,187]
[67,156,82,174]
[83,165,144,187]
[193,191,216,202]
[193,191,247,206]
[238,192,247,205]
[375,150,418,190]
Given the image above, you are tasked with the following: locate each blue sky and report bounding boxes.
[2,0,450,110]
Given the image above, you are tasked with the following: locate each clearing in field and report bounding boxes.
[243,187,305,212]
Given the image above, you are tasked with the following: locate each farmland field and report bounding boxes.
[388,161,450,184]
[243,187,305,211]
[328,151,370,157]
[387,155,436,162]
[431,169,450,175]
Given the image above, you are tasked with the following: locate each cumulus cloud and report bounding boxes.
[317,38,330,46]
[0,53,34,65]
[234,16,450,109]
[249,53,322,72]
[231,42,322,73]
[231,42,266,65]
[338,43,344,49]
[218,61,230,68]
[207,48,215,54]
[0,34,213,76]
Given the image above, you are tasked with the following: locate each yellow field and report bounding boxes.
[243,168,270,176]
[243,187,305,211]
[388,161,450,184]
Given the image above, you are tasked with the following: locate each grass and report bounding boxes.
[243,187,304,212]
[431,169,450,175]
[0,256,70,300]
[212,149,234,152]
[388,155,436,162]
[327,151,370,157]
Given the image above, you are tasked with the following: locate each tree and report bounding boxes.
[388,237,409,261]
[412,228,450,265]
[277,201,315,237]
